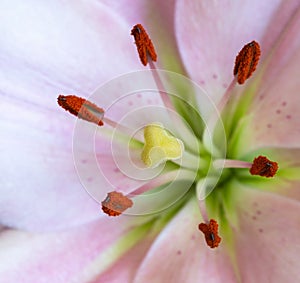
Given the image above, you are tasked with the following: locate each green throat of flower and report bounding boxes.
[58,24,280,250]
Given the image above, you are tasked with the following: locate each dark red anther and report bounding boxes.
[198,219,221,248]
[131,24,157,66]
[101,191,133,217]
[57,95,104,126]
[250,155,278,178]
[234,41,261,84]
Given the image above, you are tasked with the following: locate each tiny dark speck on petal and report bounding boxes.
[259,228,264,233]
[267,123,272,128]
[222,83,228,88]
[286,115,292,120]
[177,250,182,255]
[276,109,281,114]
[212,74,218,79]
[256,210,262,215]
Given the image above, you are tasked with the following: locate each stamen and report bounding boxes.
[57,95,104,126]
[214,157,279,177]
[250,155,278,178]
[130,25,181,122]
[234,40,261,84]
[131,24,157,66]
[198,219,221,248]
[101,191,133,217]
[203,41,260,151]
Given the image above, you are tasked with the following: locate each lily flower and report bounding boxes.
[1,1,300,283]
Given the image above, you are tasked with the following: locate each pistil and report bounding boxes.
[141,123,184,168]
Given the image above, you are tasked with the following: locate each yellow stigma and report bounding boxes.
[141,123,184,168]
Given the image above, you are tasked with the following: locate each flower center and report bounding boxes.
[58,24,280,250]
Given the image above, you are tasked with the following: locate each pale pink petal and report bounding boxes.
[101,0,175,34]
[133,199,237,283]
[0,0,142,231]
[0,94,105,231]
[234,186,300,282]
[80,222,158,283]
[241,26,300,149]
[259,6,300,89]
[175,0,300,103]
[0,215,150,283]
[93,237,153,283]
[0,0,141,99]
